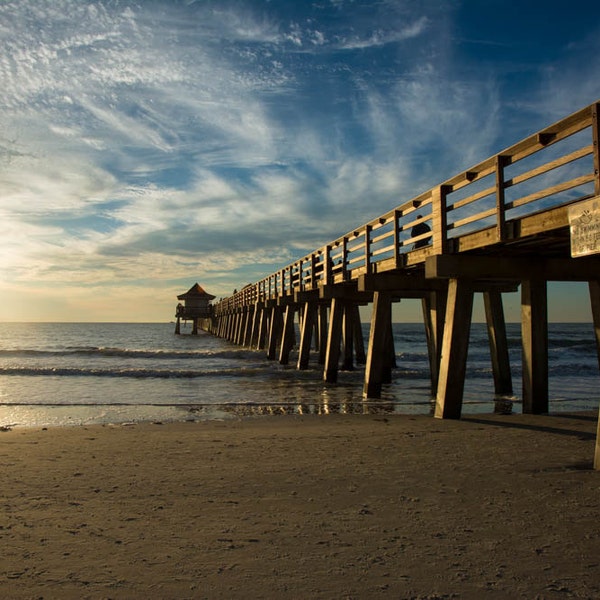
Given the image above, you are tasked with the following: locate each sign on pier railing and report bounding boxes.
[569,196,600,257]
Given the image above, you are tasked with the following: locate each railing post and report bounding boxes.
[342,237,349,281]
[592,102,600,196]
[364,225,373,275]
[323,245,332,286]
[432,185,450,254]
[393,209,402,268]
[495,155,509,242]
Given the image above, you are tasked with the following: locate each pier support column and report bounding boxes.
[279,304,297,365]
[587,280,600,469]
[521,279,548,414]
[352,304,366,365]
[257,305,269,350]
[484,290,513,395]
[267,306,284,360]
[341,304,354,370]
[192,318,198,335]
[363,291,392,399]
[324,298,344,383]
[435,278,474,419]
[318,304,329,365]
[297,301,317,370]
[175,316,181,335]
[422,290,447,395]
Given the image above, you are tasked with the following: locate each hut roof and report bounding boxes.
[177,283,216,301]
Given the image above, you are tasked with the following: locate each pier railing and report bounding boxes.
[214,102,598,314]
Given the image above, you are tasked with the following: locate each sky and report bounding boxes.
[1,0,600,323]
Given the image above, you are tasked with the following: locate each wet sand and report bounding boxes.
[1,411,600,599]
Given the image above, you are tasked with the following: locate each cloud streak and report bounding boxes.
[1,0,600,320]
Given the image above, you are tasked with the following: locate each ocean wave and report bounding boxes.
[0,347,257,360]
[0,366,268,379]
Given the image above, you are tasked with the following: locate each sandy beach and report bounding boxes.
[1,411,600,599]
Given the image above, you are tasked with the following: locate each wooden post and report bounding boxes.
[341,304,354,370]
[249,302,262,347]
[352,304,366,365]
[257,304,269,350]
[431,185,450,255]
[267,306,283,360]
[324,298,344,383]
[588,280,600,469]
[192,318,198,335]
[279,304,296,365]
[521,279,549,414]
[592,103,600,195]
[318,304,328,365]
[434,278,474,419]
[175,316,181,335]
[297,301,317,370]
[495,155,508,242]
[422,289,447,396]
[483,290,513,395]
[363,291,392,398]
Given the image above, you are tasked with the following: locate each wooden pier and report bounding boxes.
[199,102,600,467]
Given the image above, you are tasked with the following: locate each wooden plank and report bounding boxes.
[505,145,593,188]
[447,184,495,212]
[447,206,496,231]
[506,173,594,210]
[483,290,513,395]
[426,254,600,281]
[363,292,392,398]
[359,273,446,293]
[521,280,548,414]
[434,279,474,419]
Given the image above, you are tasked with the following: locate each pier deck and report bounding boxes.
[200,102,600,467]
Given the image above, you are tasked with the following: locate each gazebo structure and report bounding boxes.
[175,283,215,335]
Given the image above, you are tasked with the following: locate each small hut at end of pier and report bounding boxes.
[175,283,215,335]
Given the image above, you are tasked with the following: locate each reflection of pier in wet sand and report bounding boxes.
[197,103,600,467]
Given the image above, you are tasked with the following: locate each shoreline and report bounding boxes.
[1,410,600,598]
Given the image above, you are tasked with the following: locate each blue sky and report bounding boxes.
[1,0,599,322]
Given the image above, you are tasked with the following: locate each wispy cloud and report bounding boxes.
[1,0,599,320]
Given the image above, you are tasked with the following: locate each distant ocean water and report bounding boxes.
[0,322,598,427]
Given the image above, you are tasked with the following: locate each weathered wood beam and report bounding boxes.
[363,292,393,399]
[341,304,354,371]
[267,306,283,360]
[318,304,328,365]
[358,273,446,293]
[297,301,317,370]
[352,304,366,365]
[422,290,447,396]
[319,284,373,302]
[324,298,344,383]
[279,304,297,365]
[434,279,475,419]
[588,280,600,469]
[483,290,513,395]
[426,254,600,281]
[521,280,549,414]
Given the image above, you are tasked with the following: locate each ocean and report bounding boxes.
[0,322,598,428]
